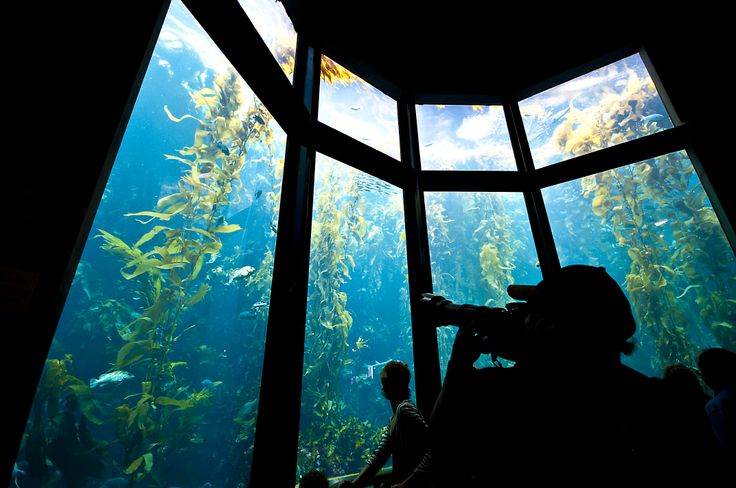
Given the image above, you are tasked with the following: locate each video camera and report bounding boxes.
[417,293,530,362]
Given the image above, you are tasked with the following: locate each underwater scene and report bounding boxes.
[297,155,412,479]
[12,1,736,487]
[13,1,289,486]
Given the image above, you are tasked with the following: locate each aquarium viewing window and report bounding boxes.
[519,53,674,168]
[13,1,735,487]
[424,191,541,378]
[237,0,297,83]
[542,150,736,375]
[13,1,286,486]
[416,105,516,170]
[318,55,402,160]
[298,154,412,477]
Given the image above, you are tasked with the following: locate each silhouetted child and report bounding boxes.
[697,347,736,450]
[338,361,430,488]
[299,469,329,488]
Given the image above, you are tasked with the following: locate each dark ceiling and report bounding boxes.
[279,0,715,100]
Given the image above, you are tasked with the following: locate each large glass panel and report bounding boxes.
[318,56,401,160]
[416,105,516,170]
[519,53,674,168]
[424,192,542,377]
[298,154,412,479]
[13,2,286,487]
[543,150,736,376]
[238,0,297,82]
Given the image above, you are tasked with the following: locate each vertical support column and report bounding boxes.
[504,102,560,276]
[398,99,441,417]
[249,38,319,488]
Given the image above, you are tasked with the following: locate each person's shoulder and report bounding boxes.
[397,399,422,413]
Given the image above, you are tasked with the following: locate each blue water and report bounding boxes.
[13,2,736,487]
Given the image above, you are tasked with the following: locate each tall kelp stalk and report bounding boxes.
[299,164,386,476]
[564,67,735,370]
[95,71,275,484]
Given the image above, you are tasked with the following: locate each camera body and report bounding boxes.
[418,293,530,362]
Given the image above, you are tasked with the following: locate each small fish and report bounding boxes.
[251,301,269,312]
[253,114,265,125]
[653,219,669,227]
[355,336,368,350]
[714,321,734,329]
[228,265,256,284]
[270,223,278,234]
[350,105,361,111]
[254,189,263,200]
[238,311,256,320]
[90,370,134,388]
[640,113,664,124]
[238,397,259,417]
[214,140,230,156]
[201,379,222,390]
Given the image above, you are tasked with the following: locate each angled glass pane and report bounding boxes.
[298,154,412,479]
[416,105,516,170]
[13,2,286,486]
[520,53,674,168]
[424,192,542,377]
[542,150,736,376]
[238,0,297,82]
[318,56,401,160]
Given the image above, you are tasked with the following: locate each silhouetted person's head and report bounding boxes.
[697,347,736,394]
[508,265,636,363]
[380,360,411,402]
[299,469,329,488]
[663,364,705,396]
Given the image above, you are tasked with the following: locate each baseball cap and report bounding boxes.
[507,264,636,342]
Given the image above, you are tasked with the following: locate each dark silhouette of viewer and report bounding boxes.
[337,361,430,488]
[662,363,719,455]
[299,469,329,488]
[697,347,736,450]
[430,265,675,485]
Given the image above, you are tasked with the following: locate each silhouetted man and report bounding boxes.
[430,265,674,485]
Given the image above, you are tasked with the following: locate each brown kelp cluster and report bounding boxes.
[547,66,664,159]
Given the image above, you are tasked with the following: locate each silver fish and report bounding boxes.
[90,370,134,388]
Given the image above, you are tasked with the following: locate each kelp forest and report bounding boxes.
[12,4,736,488]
